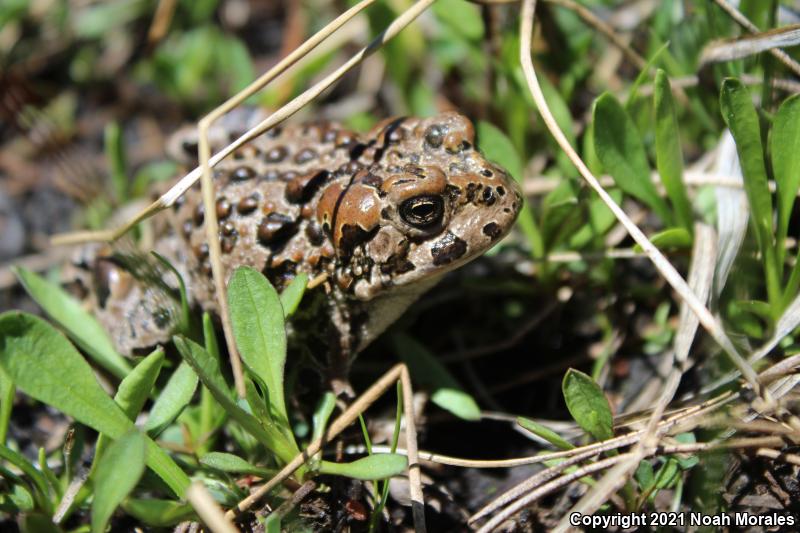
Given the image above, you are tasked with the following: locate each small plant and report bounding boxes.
[0,265,407,530]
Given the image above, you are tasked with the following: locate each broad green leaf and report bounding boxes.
[0,312,189,497]
[772,94,800,268]
[20,513,62,533]
[517,417,574,450]
[228,267,288,422]
[592,93,672,223]
[654,70,693,232]
[720,78,780,309]
[393,334,480,421]
[318,454,407,480]
[635,460,655,492]
[280,273,308,318]
[145,361,198,436]
[562,369,614,441]
[122,498,195,527]
[13,267,131,379]
[91,430,146,533]
[173,336,299,467]
[200,452,273,476]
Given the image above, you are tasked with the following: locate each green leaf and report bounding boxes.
[654,70,693,232]
[432,0,483,40]
[318,454,407,481]
[476,121,523,182]
[392,334,480,421]
[517,417,574,450]
[264,513,281,533]
[145,361,198,436]
[200,452,273,476]
[122,498,195,527]
[228,267,289,423]
[0,366,13,444]
[0,444,53,513]
[720,78,780,309]
[772,94,800,268]
[92,348,164,474]
[173,336,300,468]
[311,392,337,443]
[14,267,131,379]
[562,369,614,441]
[636,227,692,251]
[115,349,164,419]
[279,273,308,318]
[0,312,189,497]
[592,93,672,223]
[91,429,146,533]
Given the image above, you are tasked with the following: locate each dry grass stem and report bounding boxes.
[186,482,240,533]
[712,0,800,77]
[225,364,425,531]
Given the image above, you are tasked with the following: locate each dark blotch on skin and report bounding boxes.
[424,125,444,148]
[265,146,288,163]
[220,220,236,236]
[153,307,172,329]
[193,204,204,225]
[482,186,496,206]
[216,197,232,219]
[195,243,209,259]
[496,186,506,196]
[182,139,198,157]
[237,194,259,214]
[431,232,468,266]
[294,148,318,165]
[339,224,377,253]
[286,170,330,204]
[258,213,297,245]
[481,169,493,177]
[483,222,502,240]
[232,166,256,181]
[305,221,326,246]
[220,235,237,254]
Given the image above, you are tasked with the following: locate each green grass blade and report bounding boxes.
[280,273,308,318]
[144,361,198,437]
[517,417,574,450]
[593,93,672,224]
[392,334,480,421]
[654,69,693,232]
[91,429,146,533]
[0,366,13,444]
[0,312,189,497]
[720,78,781,311]
[771,94,800,270]
[0,444,53,514]
[13,267,131,379]
[173,335,300,467]
[199,452,273,477]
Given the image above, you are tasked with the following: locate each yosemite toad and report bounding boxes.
[69,109,522,375]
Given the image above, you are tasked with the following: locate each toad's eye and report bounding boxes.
[400,195,444,228]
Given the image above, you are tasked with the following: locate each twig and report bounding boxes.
[187,482,240,533]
